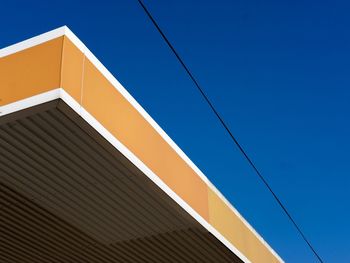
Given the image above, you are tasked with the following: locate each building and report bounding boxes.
[0,27,282,263]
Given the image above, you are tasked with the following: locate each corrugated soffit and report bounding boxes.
[0,100,242,263]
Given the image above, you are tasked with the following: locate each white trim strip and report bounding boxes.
[0,28,283,262]
[0,27,66,58]
[0,89,61,116]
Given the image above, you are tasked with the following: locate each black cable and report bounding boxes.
[136,1,324,262]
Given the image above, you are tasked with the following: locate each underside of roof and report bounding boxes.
[0,100,242,263]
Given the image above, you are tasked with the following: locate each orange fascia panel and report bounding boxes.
[60,36,85,103]
[0,27,283,263]
[0,37,63,106]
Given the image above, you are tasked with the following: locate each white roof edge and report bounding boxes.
[0,26,283,262]
[0,26,66,58]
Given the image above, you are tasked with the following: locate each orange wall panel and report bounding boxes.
[60,36,84,102]
[82,58,209,221]
[0,37,63,106]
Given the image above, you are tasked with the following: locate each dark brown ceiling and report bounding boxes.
[0,100,242,263]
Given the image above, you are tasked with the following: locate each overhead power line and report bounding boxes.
[136,1,324,262]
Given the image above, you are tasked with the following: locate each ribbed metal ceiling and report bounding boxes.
[0,100,242,263]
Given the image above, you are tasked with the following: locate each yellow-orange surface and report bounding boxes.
[0,37,63,106]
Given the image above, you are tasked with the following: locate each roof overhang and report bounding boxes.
[0,26,283,263]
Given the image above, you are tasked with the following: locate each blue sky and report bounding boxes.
[1,0,349,262]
